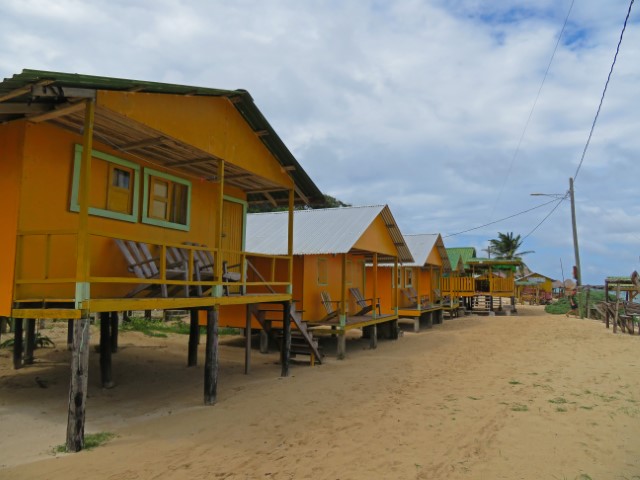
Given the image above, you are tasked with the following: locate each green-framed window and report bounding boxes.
[142,168,191,231]
[70,144,140,223]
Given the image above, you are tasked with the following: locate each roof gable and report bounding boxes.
[404,234,451,271]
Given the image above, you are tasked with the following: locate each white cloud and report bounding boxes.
[1,0,638,284]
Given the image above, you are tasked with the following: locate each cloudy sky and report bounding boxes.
[1,0,638,284]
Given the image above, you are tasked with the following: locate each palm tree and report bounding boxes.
[487,232,534,260]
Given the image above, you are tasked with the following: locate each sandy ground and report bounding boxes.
[1,306,639,480]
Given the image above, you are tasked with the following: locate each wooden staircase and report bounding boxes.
[249,302,323,365]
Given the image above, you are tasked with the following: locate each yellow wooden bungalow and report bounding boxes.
[442,255,521,314]
[235,205,413,359]
[0,69,323,450]
[515,272,555,304]
[371,233,454,332]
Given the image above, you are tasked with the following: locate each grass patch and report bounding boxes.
[511,403,528,412]
[549,397,568,405]
[579,405,595,410]
[55,432,115,453]
[545,289,614,316]
[467,396,481,401]
[0,333,55,349]
[556,406,568,412]
[509,380,522,385]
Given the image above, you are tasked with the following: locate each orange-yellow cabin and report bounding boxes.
[221,205,413,358]
[0,69,322,319]
[371,233,455,331]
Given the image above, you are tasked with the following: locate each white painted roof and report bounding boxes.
[246,205,413,262]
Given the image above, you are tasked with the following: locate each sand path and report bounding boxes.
[1,306,638,479]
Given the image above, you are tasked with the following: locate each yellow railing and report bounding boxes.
[13,229,292,301]
[442,277,475,294]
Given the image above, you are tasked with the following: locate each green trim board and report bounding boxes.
[70,144,140,223]
[141,167,192,231]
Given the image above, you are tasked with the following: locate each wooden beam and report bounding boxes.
[255,130,269,137]
[165,156,216,168]
[66,315,90,452]
[294,185,309,205]
[0,103,50,114]
[116,136,164,152]
[204,307,219,405]
[0,80,53,103]
[31,85,96,99]
[263,191,278,207]
[27,101,86,123]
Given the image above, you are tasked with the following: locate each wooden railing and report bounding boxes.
[442,277,475,295]
[13,229,292,301]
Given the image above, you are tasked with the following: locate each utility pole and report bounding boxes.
[569,177,582,286]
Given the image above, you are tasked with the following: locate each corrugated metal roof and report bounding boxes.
[246,205,413,262]
[0,69,323,206]
[402,234,451,272]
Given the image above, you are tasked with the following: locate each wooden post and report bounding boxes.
[369,324,377,349]
[66,316,90,452]
[605,280,610,328]
[614,284,621,334]
[24,319,36,365]
[584,286,591,320]
[109,311,119,353]
[13,318,23,369]
[281,301,291,377]
[372,253,378,319]
[188,309,199,367]
[99,312,113,389]
[244,305,252,375]
[338,254,348,360]
[67,319,74,350]
[260,319,270,354]
[204,307,219,405]
[144,310,152,320]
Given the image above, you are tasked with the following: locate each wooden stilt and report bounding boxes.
[204,308,219,405]
[413,317,420,333]
[188,309,199,367]
[109,312,119,353]
[0,317,7,345]
[24,319,36,365]
[280,301,291,377]
[66,316,90,452]
[425,311,433,329]
[99,312,113,389]
[144,309,152,319]
[244,305,251,375]
[390,320,399,340]
[67,319,74,350]
[13,318,24,369]
[259,324,270,354]
[369,324,378,349]
[337,333,346,360]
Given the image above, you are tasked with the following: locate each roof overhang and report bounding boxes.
[0,69,324,206]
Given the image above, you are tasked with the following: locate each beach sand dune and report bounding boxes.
[1,306,638,479]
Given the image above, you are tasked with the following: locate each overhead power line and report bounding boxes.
[488,0,575,220]
[444,197,560,238]
[573,0,635,181]
[522,196,567,242]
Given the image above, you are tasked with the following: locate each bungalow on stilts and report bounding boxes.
[0,69,323,451]
[238,205,413,360]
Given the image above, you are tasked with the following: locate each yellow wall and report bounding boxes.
[0,121,25,316]
[97,91,293,189]
[10,119,251,301]
[353,215,398,256]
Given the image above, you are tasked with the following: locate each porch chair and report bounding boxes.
[401,287,429,308]
[319,291,340,322]
[349,288,380,316]
[115,239,189,298]
[182,242,241,296]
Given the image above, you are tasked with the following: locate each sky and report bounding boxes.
[1,0,638,285]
